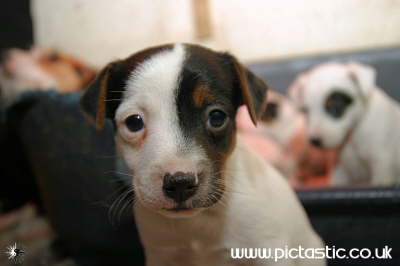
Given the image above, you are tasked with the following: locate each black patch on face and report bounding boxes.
[175,45,240,206]
[176,45,238,149]
[324,90,353,119]
[261,102,279,122]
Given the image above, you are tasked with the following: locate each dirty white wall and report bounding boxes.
[31,0,196,67]
[32,0,400,68]
[209,0,400,62]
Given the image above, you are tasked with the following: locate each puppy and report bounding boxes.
[237,91,335,187]
[0,47,95,103]
[289,62,400,186]
[81,44,325,266]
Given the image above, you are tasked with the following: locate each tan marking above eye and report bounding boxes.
[193,84,212,107]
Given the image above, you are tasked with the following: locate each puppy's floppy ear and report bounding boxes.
[227,54,269,126]
[347,62,376,99]
[80,61,124,131]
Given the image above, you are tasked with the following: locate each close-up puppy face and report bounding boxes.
[289,62,375,149]
[81,44,268,217]
[0,47,95,98]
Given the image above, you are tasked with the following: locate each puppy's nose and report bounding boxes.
[309,137,323,148]
[163,172,198,203]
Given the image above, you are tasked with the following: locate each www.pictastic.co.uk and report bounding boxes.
[230,246,392,262]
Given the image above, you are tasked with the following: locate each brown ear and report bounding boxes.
[230,56,269,126]
[80,63,114,131]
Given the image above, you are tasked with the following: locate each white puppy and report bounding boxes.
[289,62,400,186]
[81,44,325,265]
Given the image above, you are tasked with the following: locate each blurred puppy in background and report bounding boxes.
[289,62,400,186]
[237,90,335,187]
[0,47,95,103]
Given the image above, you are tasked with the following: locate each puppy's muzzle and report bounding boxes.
[163,172,198,203]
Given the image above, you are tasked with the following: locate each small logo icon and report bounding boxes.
[5,243,24,262]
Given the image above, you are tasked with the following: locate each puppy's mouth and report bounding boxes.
[163,199,204,211]
[167,202,192,211]
[160,203,204,218]
[136,189,220,217]
[165,206,196,213]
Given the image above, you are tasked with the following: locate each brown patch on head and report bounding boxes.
[193,84,212,107]
[38,50,96,92]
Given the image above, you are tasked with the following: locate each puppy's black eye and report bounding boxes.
[207,110,228,130]
[261,102,279,122]
[325,91,353,119]
[125,115,144,132]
